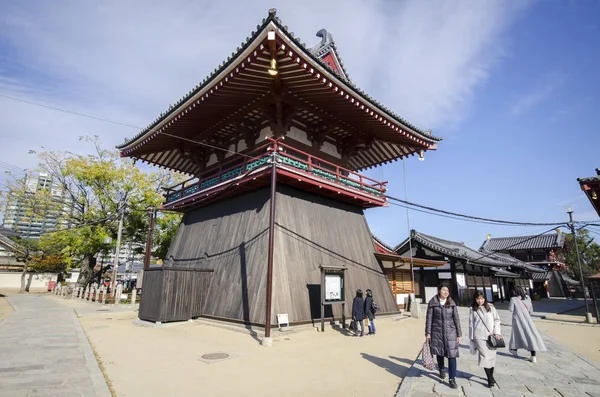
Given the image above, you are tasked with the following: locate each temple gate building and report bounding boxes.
[118,10,440,329]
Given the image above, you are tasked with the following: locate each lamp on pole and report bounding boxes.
[566,206,592,323]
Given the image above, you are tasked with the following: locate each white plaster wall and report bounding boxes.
[321,141,341,159]
[0,272,58,292]
[286,126,311,146]
[396,293,409,306]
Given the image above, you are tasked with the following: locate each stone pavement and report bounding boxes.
[0,294,111,397]
[396,304,600,397]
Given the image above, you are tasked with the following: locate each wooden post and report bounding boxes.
[320,268,325,332]
[392,262,397,307]
[264,145,277,341]
[144,207,156,270]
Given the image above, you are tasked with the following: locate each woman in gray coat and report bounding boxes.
[469,291,502,388]
[508,285,547,362]
[425,283,462,389]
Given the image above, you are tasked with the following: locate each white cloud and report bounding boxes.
[0,0,531,178]
[510,72,566,115]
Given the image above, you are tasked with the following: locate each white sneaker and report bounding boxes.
[530,356,537,363]
[511,349,518,357]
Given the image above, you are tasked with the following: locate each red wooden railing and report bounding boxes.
[163,138,387,203]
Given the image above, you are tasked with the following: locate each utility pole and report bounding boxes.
[111,206,124,297]
[566,206,592,323]
[143,207,156,270]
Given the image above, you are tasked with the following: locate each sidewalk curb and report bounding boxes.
[393,352,422,397]
[68,296,112,397]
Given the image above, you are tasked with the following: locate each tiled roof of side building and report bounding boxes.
[0,232,24,254]
[480,233,565,252]
[117,8,441,150]
[372,235,396,253]
[396,230,511,268]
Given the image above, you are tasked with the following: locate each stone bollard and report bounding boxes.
[95,288,101,303]
[87,287,92,301]
[130,289,137,308]
[115,284,123,306]
[71,287,77,299]
[56,286,62,296]
[101,289,107,305]
[411,301,422,319]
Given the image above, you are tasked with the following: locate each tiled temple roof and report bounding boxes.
[117,9,440,150]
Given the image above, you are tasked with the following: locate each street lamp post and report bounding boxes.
[566,206,592,323]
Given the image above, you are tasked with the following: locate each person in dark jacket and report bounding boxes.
[364,289,376,335]
[425,283,462,389]
[351,289,365,337]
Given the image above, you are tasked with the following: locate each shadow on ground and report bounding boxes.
[361,352,410,378]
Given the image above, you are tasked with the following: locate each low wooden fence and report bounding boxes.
[138,267,213,323]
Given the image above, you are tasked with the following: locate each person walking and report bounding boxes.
[364,289,376,335]
[351,289,365,337]
[469,291,502,388]
[425,283,462,389]
[508,285,547,362]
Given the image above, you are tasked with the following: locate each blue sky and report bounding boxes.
[0,1,598,248]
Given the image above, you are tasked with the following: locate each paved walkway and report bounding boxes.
[0,294,111,397]
[396,304,600,397]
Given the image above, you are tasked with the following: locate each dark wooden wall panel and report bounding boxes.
[139,270,163,322]
[272,185,397,323]
[163,188,271,324]
[144,182,398,325]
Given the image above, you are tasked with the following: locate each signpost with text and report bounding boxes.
[320,264,347,332]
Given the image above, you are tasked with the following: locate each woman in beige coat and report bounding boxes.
[469,291,502,388]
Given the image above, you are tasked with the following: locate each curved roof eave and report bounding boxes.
[117,10,441,153]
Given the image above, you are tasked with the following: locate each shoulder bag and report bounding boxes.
[475,308,506,348]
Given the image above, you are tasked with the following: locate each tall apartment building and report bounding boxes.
[2,172,71,238]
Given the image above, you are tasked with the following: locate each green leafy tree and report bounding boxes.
[564,229,600,281]
[2,136,178,287]
[153,212,183,262]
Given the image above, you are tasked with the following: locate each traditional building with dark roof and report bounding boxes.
[395,230,542,306]
[118,9,441,329]
[480,233,572,298]
[0,231,25,271]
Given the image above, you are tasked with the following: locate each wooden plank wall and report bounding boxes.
[163,188,271,324]
[138,269,164,322]
[272,185,398,324]
[152,184,398,325]
[139,269,212,322]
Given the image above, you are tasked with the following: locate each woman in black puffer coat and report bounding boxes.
[425,283,462,389]
[364,289,376,335]
[351,289,365,337]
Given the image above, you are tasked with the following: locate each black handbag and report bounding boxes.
[475,309,506,348]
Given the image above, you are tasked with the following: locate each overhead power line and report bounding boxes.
[0,94,140,129]
[385,194,569,227]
